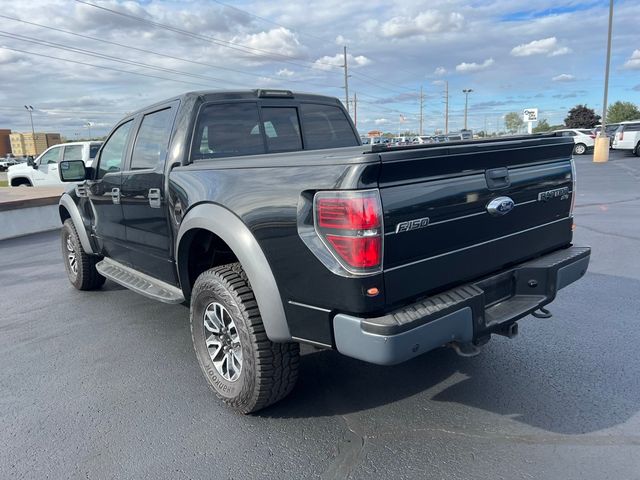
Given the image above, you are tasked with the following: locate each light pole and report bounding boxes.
[85,122,92,139]
[462,89,473,130]
[594,0,614,163]
[24,105,36,156]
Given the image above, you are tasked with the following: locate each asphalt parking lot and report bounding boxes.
[1,149,639,479]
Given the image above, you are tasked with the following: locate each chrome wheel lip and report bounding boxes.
[66,235,78,276]
[203,301,242,382]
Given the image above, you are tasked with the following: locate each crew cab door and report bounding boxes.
[32,146,62,186]
[87,119,134,261]
[120,104,178,284]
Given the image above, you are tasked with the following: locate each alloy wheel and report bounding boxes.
[66,235,78,276]
[203,302,243,382]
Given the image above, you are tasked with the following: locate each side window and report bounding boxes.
[301,103,359,150]
[38,148,60,165]
[130,108,174,170]
[89,144,101,159]
[63,145,83,161]
[192,102,265,160]
[97,120,133,179]
[260,107,302,153]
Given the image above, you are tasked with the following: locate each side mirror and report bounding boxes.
[59,160,87,182]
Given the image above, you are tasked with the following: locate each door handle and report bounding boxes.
[111,187,121,205]
[148,188,161,208]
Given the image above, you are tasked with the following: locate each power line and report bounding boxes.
[0,14,340,90]
[0,30,243,87]
[210,0,328,42]
[74,0,343,72]
[0,45,213,88]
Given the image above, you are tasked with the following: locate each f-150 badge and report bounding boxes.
[395,217,430,233]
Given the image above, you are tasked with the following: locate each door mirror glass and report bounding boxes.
[59,160,86,182]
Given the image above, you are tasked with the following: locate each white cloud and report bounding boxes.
[374,118,390,125]
[455,58,494,73]
[552,74,576,82]
[312,53,371,71]
[276,68,294,77]
[335,35,346,45]
[511,37,571,57]
[380,11,464,39]
[623,49,640,70]
[235,27,304,58]
[434,66,447,76]
[549,46,572,56]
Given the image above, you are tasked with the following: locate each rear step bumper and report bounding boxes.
[333,246,590,365]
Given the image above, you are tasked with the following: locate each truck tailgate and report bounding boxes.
[377,136,575,305]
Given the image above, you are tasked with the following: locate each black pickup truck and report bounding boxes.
[58,89,590,413]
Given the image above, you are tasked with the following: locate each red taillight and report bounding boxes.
[317,196,380,230]
[315,191,383,272]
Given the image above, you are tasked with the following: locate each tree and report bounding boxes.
[607,101,640,123]
[564,105,600,128]
[504,112,524,134]
[532,119,551,133]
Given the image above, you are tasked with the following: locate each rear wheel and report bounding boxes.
[190,263,299,414]
[61,219,105,290]
[573,143,587,155]
[635,142,640,157]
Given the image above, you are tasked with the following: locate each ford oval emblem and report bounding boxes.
[487,196,515,216]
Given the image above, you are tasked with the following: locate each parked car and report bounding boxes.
[360,136,371,145]
[550,129,595,155]
[391,136,412,146]
[412,136,434,144]
[0,154,19,171]
[57,89,589,414]
[8,141,102,187]
[593,123,621,147]
[612,120,640,156]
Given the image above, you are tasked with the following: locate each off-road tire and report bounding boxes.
[61,219,105,290]
[190,263,299,414]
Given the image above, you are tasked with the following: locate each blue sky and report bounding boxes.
[0,0,638,137]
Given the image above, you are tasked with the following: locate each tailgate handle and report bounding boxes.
[485,167,510,190]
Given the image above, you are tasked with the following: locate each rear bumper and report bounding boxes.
[333,246,590,365]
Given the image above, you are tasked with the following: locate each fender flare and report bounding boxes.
[59,193,94,254]
[176,203,291,342]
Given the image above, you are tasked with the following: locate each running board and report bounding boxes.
[96,258,184,304]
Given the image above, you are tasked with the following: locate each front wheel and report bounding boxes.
[190,263,299,414]
[635,142,640,157]
[573,143,587,155]
[61,219,105,290]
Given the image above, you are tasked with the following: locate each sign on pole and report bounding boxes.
[523,108,538,134]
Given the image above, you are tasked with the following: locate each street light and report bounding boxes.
[594,0,614,163]
[24,105,36,156]
[85,122,92,139]
[462,89,473,130]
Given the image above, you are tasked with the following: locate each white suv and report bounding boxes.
[551,129,595,155]
[8,141,102,187]
[612,120,640,156]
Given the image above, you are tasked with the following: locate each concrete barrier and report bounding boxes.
[0,187,65,240]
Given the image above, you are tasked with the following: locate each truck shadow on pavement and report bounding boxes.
[265,272,640,436]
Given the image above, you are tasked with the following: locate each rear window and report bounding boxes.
[261,107,302,153]
[193,102,266,160]
[624,123,640,132]
[300,103,359,149]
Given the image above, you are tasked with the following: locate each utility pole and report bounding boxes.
[444,81,449,134]
[594,0,614,163]
[462,89,473,130]
[343,45,349,114]
[419,85,424,136]
[85,122,92,139]
[353,92,357,128]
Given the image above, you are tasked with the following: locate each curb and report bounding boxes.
[0,188,64,241]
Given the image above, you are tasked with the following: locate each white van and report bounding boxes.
[612,120,640,156]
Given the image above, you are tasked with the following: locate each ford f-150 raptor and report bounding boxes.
[58,89,590,413]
